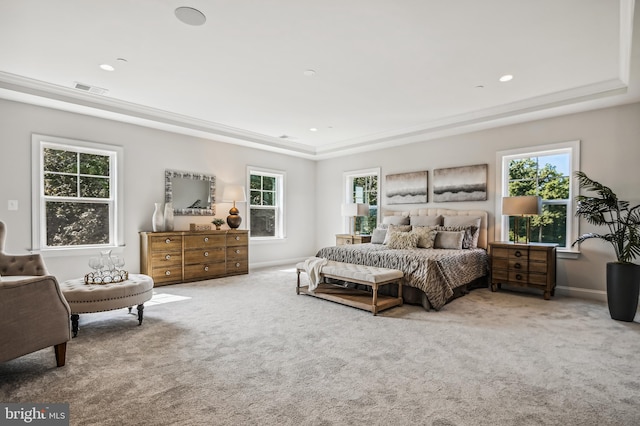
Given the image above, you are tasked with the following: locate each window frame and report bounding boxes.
[343,167,380,234]
[495,140,580,256]
[247,166,285,240]
[31,134,124,256]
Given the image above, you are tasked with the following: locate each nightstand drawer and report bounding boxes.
[509,248,529,260]
[528,273,548,285]
[509,271,528,283]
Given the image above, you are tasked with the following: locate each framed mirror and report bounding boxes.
[165,170,216,215]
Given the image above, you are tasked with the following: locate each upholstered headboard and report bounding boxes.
[383,208,489,249]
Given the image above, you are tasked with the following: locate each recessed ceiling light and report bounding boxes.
[303,69,316,77]
[499,74,513,82]
[309,128,318,132]
[99,64,114,71]
[175,7,206,26]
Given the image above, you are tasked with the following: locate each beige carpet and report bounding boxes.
[1,266,639,426]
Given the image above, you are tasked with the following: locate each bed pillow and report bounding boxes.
[443,215,481,228]
[437,225,480,249]
[411,226,437,249]
[381,215,410,227]
[410,215,443,227]
[371,228,387,244]
[383,224,412,244]
[434,230,465,249]
[387,231,419,250]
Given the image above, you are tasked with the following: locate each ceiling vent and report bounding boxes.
[74,82,108,95]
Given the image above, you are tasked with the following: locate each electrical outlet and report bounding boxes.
[8,200,18,211]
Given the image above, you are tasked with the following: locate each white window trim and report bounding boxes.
[343,167,380,234]
[31,134,125,256]
[494,140,580,258]
[246,166,286,240]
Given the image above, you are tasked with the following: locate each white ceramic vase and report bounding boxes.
[152,203,164,232]
[164,202,174,231]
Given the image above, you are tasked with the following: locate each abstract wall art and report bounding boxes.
[385,171,428,204]
[433,164,487,202]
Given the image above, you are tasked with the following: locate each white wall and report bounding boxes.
[315,102,640,300]
[0,99,317,281]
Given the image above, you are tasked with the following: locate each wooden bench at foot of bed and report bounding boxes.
[296,260,404,315]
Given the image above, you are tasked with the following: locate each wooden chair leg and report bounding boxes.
[54,342,67,367]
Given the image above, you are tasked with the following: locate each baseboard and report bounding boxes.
[249,257,308,270]
[555,285,607,302]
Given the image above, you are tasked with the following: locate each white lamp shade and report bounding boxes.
[341,203,370,217]
[502,196,541,216]
[222,185,246,203]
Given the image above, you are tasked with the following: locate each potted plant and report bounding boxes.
[212,218,225,230]
[572,171,640,321]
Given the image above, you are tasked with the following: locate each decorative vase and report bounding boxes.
[152,203,164,232]
[606,262,640,322]
[164,202,174,231]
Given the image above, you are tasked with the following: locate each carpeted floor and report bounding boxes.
[1,266,639,426]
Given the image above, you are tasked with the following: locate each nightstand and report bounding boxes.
[489,241,557,300]
[335,234,371,245]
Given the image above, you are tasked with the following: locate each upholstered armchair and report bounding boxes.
[0,221,71,367]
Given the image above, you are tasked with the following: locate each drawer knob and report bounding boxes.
[235,236,240,240]
[165,238,171,244]
[204,237,209,242]
[204,251,209,257]
[516,273,523,280]
[165,254,171,260]
[514,262,521,269]
[235,249,240,254]
[514,251,522,257]
[165,270,171,276]
[236,262,240,267]
[204,266,209,272]
[346,240,352,244]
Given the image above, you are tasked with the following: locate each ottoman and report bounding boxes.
[60,273,154,337]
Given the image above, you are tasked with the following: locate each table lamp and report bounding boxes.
[222,185,246,229]
[341,203,370,235]
[502,196,541,243]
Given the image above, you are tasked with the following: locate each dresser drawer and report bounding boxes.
[184,247,225,264]
[227,246,248,260]
[529,250,548,262]
[150,251,182,266]
[151,265,182,284]
[529,262,548,274]
[528,273,548,285]
[227,260,248,274]
[509,259,528,271]
[492,258,509,269]
[226,232,248,247]
[184,262,226,279]
[150,235,182,251]
[184,234,225,249]
[492,268,508,281]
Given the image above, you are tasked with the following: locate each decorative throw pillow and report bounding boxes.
[381,215,410,227]
[411,226,437,249]
[410,215,443,227]
[383,224,412,244]
[437,225,479,249]
[387,231,419,250]
[371,228,387,244]
[434,230,465,249]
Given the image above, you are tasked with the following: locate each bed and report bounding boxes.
[316,208,489,310]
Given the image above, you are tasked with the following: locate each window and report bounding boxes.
[344,168,380,235]
[32,135,123,252]
[248,167,284,239]
[497,140,580,251]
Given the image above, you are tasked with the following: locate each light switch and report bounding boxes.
[8,200,18,211]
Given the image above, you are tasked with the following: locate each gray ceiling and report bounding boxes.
[0,1,638,159]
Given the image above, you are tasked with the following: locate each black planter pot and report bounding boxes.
[606,262,640,322]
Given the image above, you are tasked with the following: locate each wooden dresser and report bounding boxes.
[489,242,557,300]
[140,230,248,286]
